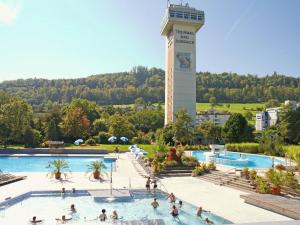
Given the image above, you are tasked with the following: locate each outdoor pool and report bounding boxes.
[0,156,115,172]
[0,190,232,225]
[192,150,287,168]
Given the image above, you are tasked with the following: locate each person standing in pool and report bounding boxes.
[167,193,176,203]
[151,178,158,193]
[146,177,151,192]
[70,204,76,213]
[170,205,179,217]
[151,198,159,209]
[99,209,107,221]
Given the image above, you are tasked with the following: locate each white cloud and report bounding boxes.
[0,1,21,24]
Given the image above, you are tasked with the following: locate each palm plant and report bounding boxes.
[86,160,106,179]
[46,159,70,179]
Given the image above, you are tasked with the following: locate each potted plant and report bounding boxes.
[266,169,283,195]
[46,159,70,179]
[86,160,106,179]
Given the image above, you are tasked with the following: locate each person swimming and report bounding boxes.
[178,200,183,208]
[170,205,179,217]
[110,210,118,220]
[205,217,214,224]
[151,198,159,209]
[196,206,210,218]
[30,216,43,224]
[99,209,107,221]
[56,215,72,223]
[70,204,76,213]
[167,193,176,203]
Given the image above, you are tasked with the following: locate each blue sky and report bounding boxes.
[0,0,299,81]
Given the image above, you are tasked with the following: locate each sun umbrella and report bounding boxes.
[74,139,84,145]
[108,136,117,143]
[120,137,128,143]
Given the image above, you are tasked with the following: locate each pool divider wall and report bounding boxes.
[0,148,110,155]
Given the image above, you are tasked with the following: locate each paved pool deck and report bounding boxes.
[0,153,293,224]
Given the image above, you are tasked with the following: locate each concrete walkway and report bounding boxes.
[0,153,293,224]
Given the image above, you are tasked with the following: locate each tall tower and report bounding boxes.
[161,3,205,124]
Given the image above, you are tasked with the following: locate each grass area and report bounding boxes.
[196,103,265,114]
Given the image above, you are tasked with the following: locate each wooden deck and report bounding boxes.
[241,193,300,219]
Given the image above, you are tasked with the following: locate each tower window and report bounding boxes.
[176,11,183,18]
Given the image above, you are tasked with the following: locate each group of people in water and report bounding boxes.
[30,183,214,225]
[30,204,119,224]
[146,177,214,225]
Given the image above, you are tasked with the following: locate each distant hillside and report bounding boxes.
[0,66,299,111]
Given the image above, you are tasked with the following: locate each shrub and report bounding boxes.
[97,132,110,144]
[283,171,300,189]
[255,176,271,194]
[225,143,259,154]
[207,162,216,170]
[132,136,151,144]
[285,145,300,168]
[167,148,179,161]
[192,166,206,176]
[266,169,284,188]
[164,160,179,167]
[181,156,199,167]
[249,169,257,180]
[275,164,286,171]
[85,138,96,146]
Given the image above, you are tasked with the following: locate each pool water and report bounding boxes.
[0,191,231,225]
[0,156,114,172]
[192,150,286,168]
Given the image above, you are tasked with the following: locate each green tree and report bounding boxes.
[196,121,222,144]
[265,99,281,108]
[0,97,33,144]
[108,114,135,139]
[222,113,254,143]
[62,107,91,140]
[279,108,300,144]
[258,127,284,156]
[209,96,217,107]
[45,118,59,141]
[173,109,194,145]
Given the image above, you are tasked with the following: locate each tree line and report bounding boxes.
[0,92,299,152]
[0,67,299,112]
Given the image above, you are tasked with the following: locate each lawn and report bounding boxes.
[196,103,265,114]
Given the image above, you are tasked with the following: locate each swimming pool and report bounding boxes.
[0,156,115,172]
[192,150,286,168]
[0,190,232,225]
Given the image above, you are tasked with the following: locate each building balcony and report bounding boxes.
[161,4,205,36]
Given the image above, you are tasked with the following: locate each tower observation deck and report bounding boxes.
[161,3,205,124]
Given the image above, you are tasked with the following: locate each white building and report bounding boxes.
[284,100,299,110]
[255,107,281,131]
[196,110,230,126]
[161,3,205,124]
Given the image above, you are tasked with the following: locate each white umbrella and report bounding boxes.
[74,139,84,145]
[120,137,128,143]
[108,136,117,143]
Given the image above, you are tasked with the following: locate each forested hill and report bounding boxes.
[0,66,299,110]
